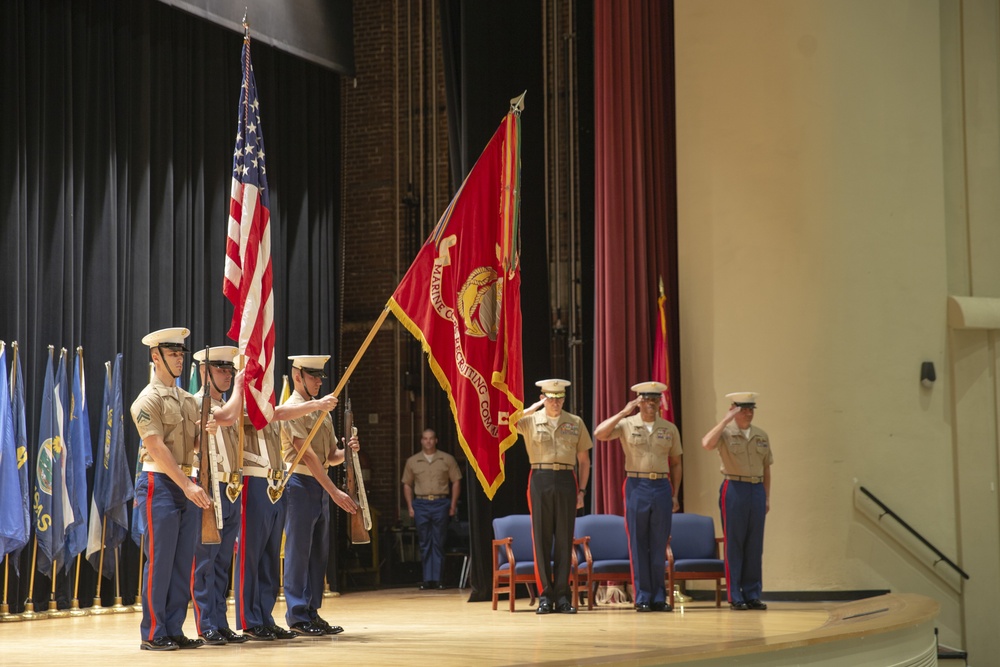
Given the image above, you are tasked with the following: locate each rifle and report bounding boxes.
[199,351,221,545]
[343,388,371,545]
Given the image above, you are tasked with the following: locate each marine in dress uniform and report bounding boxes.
[402,429,462,589]
[130,327,211,651]
[212,365,340,641]
[516,379,592,615]
[594,382,683,612]
[280,355,359,636]
[188,346,249,646]
[701,392,772,611]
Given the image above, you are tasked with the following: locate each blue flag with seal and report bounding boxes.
[35,348,74,576]
[65,347,93,560]
[9,342,30,574]
[87,354,133,577]
[0,342,29,560]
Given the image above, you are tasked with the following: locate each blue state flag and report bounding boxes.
[34,350,59,574]
[9,342,30,574]
[0,343,29,560]
[87,354,133,577]
[65,348,93,559]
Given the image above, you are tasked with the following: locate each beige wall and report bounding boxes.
[675,0,1000,657]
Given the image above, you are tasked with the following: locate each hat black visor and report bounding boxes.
[300,367,328,379]
[158,343,189,353]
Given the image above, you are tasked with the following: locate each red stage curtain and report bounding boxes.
[592,0,678,515]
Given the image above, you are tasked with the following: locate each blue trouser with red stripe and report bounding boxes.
[413,497,450,583]
[234,476,286,630]
[135,471,199,642]
[283,473,329,626]
[623,477,673,606]
[191,481,241,634]
[720,479,766,604]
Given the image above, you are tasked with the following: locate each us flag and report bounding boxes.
[223,34,275,429]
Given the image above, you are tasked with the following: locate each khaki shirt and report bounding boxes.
[716,423,773,477]
[242,420,283,473]
[608,414,682,473]
[402,450,462,496]
[195,390,241,474]
[281,391,337,471]
[131,375,199,467]
[516,410,593,465]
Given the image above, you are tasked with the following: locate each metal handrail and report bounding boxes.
[859,486,969,580]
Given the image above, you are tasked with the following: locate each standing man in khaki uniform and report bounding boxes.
[516,379,592,615]
[595,381,682,612]
[281,355,358,636]
[701,392,772,611]
[131,327,211,651]
[402,428,462,590]
[190,346,250,645]
[212,365,340,641]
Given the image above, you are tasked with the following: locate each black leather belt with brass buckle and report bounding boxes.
[725,474,763,484]
[530,463,574,471]
[625,471,669,480]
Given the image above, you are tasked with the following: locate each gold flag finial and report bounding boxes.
[658,275,665,298]
[242,8,249,38]
[510,91,526,114]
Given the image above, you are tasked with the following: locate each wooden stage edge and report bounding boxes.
[0,590,940,667]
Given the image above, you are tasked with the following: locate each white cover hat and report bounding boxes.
[193,346,239,367]
[726,392,759,407]
[631,381,667,397]
[289,355,330,378]
[141,327,190,350]
[536,378,570,398]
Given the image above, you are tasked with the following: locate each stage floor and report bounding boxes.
[0,588,939,666]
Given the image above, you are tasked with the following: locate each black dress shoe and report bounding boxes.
[289,621,325,637]
[635,602,653,612]
[243,625,276,641]
[419,581,437,590]
[313,617,345,635]
[555,602,577,614]
[168,635,204,649]
[651,602,673,612]
[435,582,446,590]
[730,601,749,610]
[218,628,249,644]
[267,624,297,640]
[140,637,178,651]
[199,629,227,646]
[535,601,554,615]
[746,599,768,610]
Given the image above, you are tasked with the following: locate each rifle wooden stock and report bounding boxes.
[200,382,221,545]
[344,403,371,545]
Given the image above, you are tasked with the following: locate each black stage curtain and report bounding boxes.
[0,0,342,610]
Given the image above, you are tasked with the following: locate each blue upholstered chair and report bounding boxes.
[491,514,538,612]
[666,513,725,607]
[573,514,632,610]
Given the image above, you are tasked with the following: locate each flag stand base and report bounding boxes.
[111,596,132,613]
[47,600,70,618]
[68,598,88,617]
[1,602,23,622]
[20,601,41,621]
[90,597,113,615]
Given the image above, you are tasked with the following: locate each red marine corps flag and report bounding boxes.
[388,97,525,499]
[223,24,275,429]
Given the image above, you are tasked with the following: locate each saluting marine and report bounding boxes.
[595,381,683,612]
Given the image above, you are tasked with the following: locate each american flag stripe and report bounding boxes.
[224,37,275,430]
